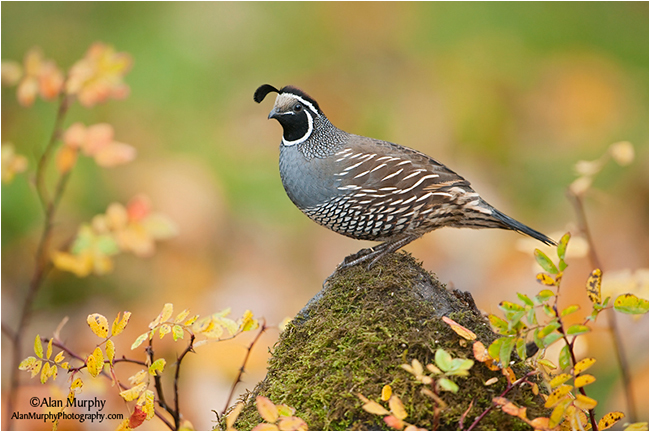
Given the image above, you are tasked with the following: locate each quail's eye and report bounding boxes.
[293,103,303,112]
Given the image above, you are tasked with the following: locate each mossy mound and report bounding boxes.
[233,252,546,430]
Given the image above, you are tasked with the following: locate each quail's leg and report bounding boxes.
[339,235,420,270]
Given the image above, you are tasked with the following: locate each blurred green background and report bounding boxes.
[2,2,648,430]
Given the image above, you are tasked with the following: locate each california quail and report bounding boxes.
[254,84,556,268]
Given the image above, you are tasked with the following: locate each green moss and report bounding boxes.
[231,252,548,430]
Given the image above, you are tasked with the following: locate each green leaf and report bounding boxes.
[517,293,534,307]
[560,305,580,317]
[614,294,649,315]
[558,259,568,272]
[499,336,516,366]
[538,321,561,338]
[534,249,559,274]
[516,338,527,361]
[507,311,526,332]
[566,324,591,336]
[437,377,459,393]
[557,233,570,261]
[543,332,563,347]
[536,289,555,304]
[448,358,474,376]
[488,338,503,361]
[131,333,149,350]
[559,345,572,370]
[498,301,525,312]
[434,349,453,372]
[526,308,538,326]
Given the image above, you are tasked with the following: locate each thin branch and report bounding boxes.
[555,306,599,431]
[222,322,268,416]
[6,95,71,431]
[173,333,196,430]
[466,371,537,431]
[567,190,637,422]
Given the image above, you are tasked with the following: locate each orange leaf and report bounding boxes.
[472,341,490,362]
[388,395,407,420]
[56,145,78,174]
[381,385,392,402]
[128,405,147,429]
[252,424,279,431]
[383,415,404,430]
[442,316,477,340]
[256,396,279,423]
[277,416,308,431]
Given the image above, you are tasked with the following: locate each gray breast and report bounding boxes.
[279,144,342,210]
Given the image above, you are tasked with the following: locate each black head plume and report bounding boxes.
[254,84,280,103]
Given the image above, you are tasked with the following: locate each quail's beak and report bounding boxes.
[268,108,279,120]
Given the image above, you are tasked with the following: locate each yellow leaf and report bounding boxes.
[544,384,572,408]
[411,359,423,376]
[51,250,93,277]
[184,315,200,326]
[71,377,83,391]
[625,422,650,431]
[54,351,65,364]
[256,396,279,423]
[549,373,572,388]
[116,419,131,431]
[484,377,499,386]
[574,394,598,410]
[128,370,148,385]
[549,398,571,428]
[388,395,407,420]
[442,316,477,340]
[586,269,602,304]
[574,374,596,388]
[142,390,155,420]
[34,335,44,358]
[573,357,596,375]
[120,383,147,402]
[87,314,109,338]
[159,324,171,339]
[426,363,442,375]
[46,338,53,360]
[241,309,259,332]
[30,360,43,378]
[174,309,190,323]
[131,333,149,350]
[60,362,70,370]
[536,273,556,286]
[112,311,132,336]
[106,339,115,365]
[19,357,37,371]
[226,402,245,430]
[148,358,166,376]
[86,354,100,378]
[276,404,295,417]
[149,303,173,329]
[381,385,392,402]
[598,412,625,431]
[40,362,51,384]
[50,365,58,381]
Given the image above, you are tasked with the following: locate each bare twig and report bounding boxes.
[222,321,268,416]
[567,190,637,422]
[6,94,71,431]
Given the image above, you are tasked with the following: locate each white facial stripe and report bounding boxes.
[282,110,313,147]
[291,95,320,118]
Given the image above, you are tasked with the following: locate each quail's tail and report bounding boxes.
[490,208,556,246]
